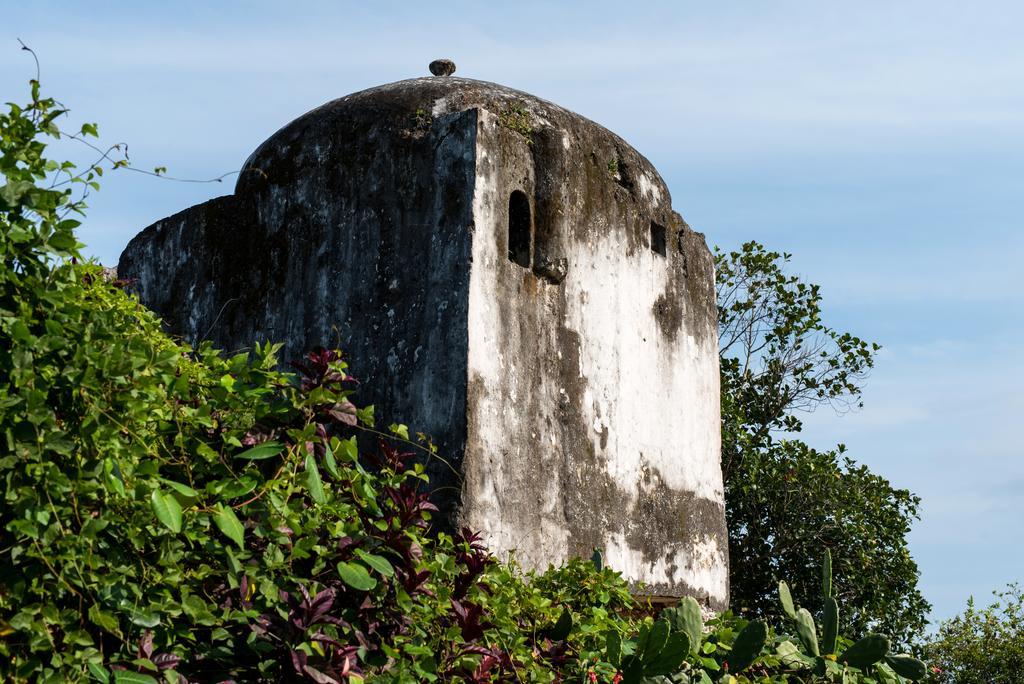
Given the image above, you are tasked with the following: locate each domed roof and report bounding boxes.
[236,75,664,197]
[286,76,610,130]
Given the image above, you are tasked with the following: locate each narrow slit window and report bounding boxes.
[650,221,667,257]
[508,190,531,267]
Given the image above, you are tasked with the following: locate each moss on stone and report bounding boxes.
[498,104,533,140]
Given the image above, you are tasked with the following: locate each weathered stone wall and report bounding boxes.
[119,76,728,609]
[120,104,480,504]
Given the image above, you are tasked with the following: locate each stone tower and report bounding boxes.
[118,68,728,609]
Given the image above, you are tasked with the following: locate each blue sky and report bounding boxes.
[5,1,1022,624]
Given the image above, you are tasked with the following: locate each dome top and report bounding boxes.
[237,76,662,196]
[305,75,592,125]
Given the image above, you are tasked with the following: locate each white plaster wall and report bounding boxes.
[463,110,728,605]
[562,229,726,600]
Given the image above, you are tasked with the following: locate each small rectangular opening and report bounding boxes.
[650,221,667,257]
[508,190,532,268]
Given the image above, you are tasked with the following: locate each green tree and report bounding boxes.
[923,584,1024,683]
[717,242,930,646]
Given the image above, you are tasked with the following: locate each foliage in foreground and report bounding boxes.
[0,72,927,682]
[922,584,1024,683]
[577,550,926,683]
[716,243,930,645]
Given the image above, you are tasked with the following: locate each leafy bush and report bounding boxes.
[922,584,1024,683]
[572,551,926,683]
[0,71,930,683]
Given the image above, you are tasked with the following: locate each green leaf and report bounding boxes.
[875,661,903,684]
[643,619,671,664]
[150,489,182,533]
[389,423,409,440]
[9,319,32,343]
[234,441,285,460]
[795,607,820,656]
[213,504,245,549]
[822,597,839,655]
[822,548,833,599]
[131,658,158,672]
[112,671,158,684]
[644,631,689,675]
[105,458,126,496]
[839,634,889,669]
[337,561,377,591]
[355,549,394,577]
[548,607,573,641]
[0,180,34,206]
[662,597,703,654]
[728,620,768,673]
[885,654,927,680]
[160,478,198,498]
[779,580,797,620]
[181,594,216,624]
[698,656,720,671]
[48,230,79,251]
[776,639,812,669]
[128,607,160,628]
[340,437,358,462]
[87,662,110,683]
[304,453,326,504]
[605,630,622,667]
[87,604,121,637]
[215,475,258,499]
[323,443,340,478]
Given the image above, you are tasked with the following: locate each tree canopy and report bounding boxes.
[717,242,930,646]
[923,584,1024,683]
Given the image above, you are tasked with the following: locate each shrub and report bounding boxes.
[573,551,926,683]
[922,584,1024,683]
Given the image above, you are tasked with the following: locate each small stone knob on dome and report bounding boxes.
[429,59,456,77]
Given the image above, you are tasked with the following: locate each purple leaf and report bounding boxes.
[327,400,358,426]
[307,588,336,624]
[153,653,182,670]
[302,665,341,684]
[290,649,308,674]
[138,630,154,658]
